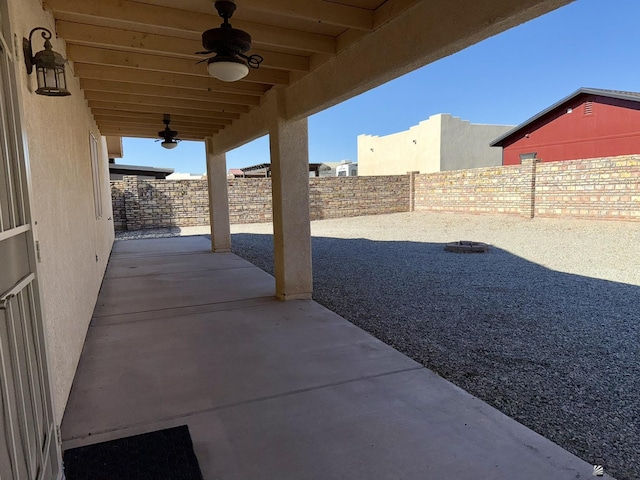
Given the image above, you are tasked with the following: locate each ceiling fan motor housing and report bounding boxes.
[158,126,178,140]
[202,24,252,56]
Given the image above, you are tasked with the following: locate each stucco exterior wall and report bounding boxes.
[358,114,512,175]
[358,116,441,176]
[440,115,512,171]
[8,0,114,423]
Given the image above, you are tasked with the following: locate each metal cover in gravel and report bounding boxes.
[445,241,490,253]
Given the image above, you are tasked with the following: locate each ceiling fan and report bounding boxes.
[157,114,181,150]
[196,0,263,82]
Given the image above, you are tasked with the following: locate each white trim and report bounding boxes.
[0,222,29,241]
[0,17,12,62]
[0,272,35,309]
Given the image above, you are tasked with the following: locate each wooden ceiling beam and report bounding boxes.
[97,121,217,134]
[80,79,260,107]
[44,0,336,53]
[67,45,289,86]
[98,129,207,141]
[83,91,250,114]
[74,64,270,96]
[88,101,239,121]
[92,110,229,126]
[94,116,225,131]
[240,0,373,31]
[90,108,234,125]
[57,21,310,72]
[373,0,422,28]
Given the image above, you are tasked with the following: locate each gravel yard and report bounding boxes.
[228,212,640,480]
[116,213,640,480]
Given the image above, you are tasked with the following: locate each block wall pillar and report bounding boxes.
[123,175,141,231]
[520,158,539,219]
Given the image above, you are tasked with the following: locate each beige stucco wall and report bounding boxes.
[358,114,513,175]
[7,0,114,423]
[358,116,441,176]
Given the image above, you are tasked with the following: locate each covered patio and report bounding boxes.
[2,1,592,478]
[60,235,605,478]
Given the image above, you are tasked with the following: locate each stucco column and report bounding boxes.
[205,137,231,252]
[268,91,313,300]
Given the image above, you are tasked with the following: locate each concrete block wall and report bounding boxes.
[110,156,639,231]
[414,164,524,216]
[138,179,210,228]
[534,156,640,221]
[413,155,639,221]
[110,181,126,231]
[228,179,273,224]
[309,176,409,220]
[111,175,411,230]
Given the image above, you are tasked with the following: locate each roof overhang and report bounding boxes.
[42,0,574,151]
[490,87,640,147]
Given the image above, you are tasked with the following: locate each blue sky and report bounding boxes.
[119,0,640,174]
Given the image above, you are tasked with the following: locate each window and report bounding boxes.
[89,133,102,218]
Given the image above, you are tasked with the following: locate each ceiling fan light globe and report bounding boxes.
[208,59,249,82]
[161,140,178,149]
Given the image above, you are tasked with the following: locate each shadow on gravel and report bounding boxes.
[231,232,639,480]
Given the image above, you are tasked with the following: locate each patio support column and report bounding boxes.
[205,136,231,253]
[268,91,313,300]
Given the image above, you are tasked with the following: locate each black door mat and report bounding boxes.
[63,425,204,480]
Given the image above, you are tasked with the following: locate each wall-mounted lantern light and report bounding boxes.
[23,27,71,97]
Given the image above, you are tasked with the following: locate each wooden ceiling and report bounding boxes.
[43,0,419,141]
[42,0,573,146]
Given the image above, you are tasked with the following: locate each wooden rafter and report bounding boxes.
[36,0,570,142]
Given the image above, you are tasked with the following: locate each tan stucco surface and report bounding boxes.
[8,0,114,423]
[358,114,513,175]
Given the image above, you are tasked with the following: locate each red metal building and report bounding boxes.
[491,88,640,165]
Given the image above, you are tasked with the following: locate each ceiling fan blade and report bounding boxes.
[195,51,212,55]
[195,58,209,65]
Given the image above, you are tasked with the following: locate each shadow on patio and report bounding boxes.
[60,235,610,479]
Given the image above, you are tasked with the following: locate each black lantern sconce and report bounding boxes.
[23,27,71,97]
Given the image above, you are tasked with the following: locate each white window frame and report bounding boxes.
[89,132,102,219]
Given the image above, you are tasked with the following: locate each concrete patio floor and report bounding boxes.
[61,235,612,479]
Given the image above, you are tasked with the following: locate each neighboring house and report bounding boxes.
[233,162,329,178]
[166,172,205,180]
[228,168,246,178]
[317,161,352,177]
[109,159,174,180]
[491,88,640,165]
[358,114,513,175]
[107,136,175,180]
[336,161,358,176]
